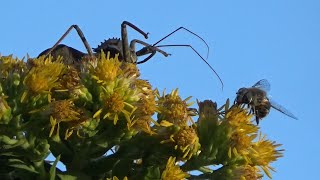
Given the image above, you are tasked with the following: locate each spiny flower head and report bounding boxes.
[58,66,81,90]
[134,80,157,117]
[159,122,200,160]
[106,176,128,180]
[156,89,194,126]
[94,79,140,125]
[161,156,190,180]
[22,57,65,102]
[0,55,26,78]
[94,90,134,125]
[226,105,254,127]
[90,52,122,84]
[121,62,140,79]
[173,126,200,160]
[231,165,263,180]
[249,133,283,178]
[38,100,81,138]
[225,106,259,159]
[88,52,140,126]
[130,116,156,135]
[225,106,283,178]
[197,100,219,122]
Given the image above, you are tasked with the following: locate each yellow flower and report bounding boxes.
[232,165,263,180]
[161,157,189,180]
[94,90,137,125]
[249,133,283,178]
[104,92,125,113]
[89,52,141,126]
[91,52,122,84]
[58,66,81,90]
[134,80,157,117]
[106,176,128,180]
[173,126,200,160]
[159,124,200,160]
[156,89,194,126]
[226,105,254,126]
[121,62,140,78]
[22,57,64,102]
[226,106,283,178]
[0,55,26,78]
[42,100,81,138]
[131,116,156,135]
[226,106,259,160]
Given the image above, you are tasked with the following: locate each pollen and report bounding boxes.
[156,89,194,126]
[59,66,81,90]
[46,100,81,138]
[173,126,200,160]
[104,92,125,113]
[50,100,80,121]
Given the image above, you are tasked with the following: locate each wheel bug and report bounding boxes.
[38,21,223,88]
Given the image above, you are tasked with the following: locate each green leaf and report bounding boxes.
[144,166,160,180]
[8,158,38,174]
[57,174,78,180]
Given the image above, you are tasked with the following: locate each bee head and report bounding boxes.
[235,87,249,104]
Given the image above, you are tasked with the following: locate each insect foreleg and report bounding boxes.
[131,39,170,57]
[130,39,171,64]
[121,21,149,63]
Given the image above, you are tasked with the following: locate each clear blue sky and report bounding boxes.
[0,0,318,179]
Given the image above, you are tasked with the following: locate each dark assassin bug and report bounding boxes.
[235,79,298,124]
[38,21,223,88]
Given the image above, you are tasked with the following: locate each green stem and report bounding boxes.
[33,160,47,180]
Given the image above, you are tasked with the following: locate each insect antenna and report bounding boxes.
[151,44,223,89]
[137,26,223,89]
[152,27,210,60]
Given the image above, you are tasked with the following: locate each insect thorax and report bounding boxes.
[93,38,124,59]
[236,88,267,105]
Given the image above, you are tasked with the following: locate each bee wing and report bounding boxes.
[269,98,298,120]
[252,79,271,92]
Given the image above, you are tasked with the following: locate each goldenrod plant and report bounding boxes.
[0,53,283,179]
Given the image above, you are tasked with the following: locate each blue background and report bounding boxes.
[0,0,318,179]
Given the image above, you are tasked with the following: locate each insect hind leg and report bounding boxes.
[44,25,93,58]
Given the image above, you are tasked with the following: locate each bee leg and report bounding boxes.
[246,104,252,114]
[252,107,260,125]
[255,116,260,125]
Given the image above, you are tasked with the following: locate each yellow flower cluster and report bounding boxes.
[226,106,283,178]
[161,157,190,180]
[0,53,285,179]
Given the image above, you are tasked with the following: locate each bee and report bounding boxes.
[235,79,298,124]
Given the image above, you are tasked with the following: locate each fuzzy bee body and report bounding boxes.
[235,79,297,124]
